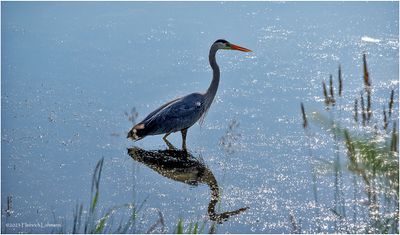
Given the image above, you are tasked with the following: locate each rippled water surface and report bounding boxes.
[2,2,399,233]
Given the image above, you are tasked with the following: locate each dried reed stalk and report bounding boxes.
[361,94,366,126]
[329,74,334,98]
[329,75,335,105]
[354,99,358,123]
[323,81,329,106]
[383,107,388,130]
[391,121,398,152]
[367,90,372,121]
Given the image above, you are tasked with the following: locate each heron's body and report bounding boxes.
[127,39,251,149]
[135,92,206,136]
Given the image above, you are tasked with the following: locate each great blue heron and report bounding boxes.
[127,39,252,149]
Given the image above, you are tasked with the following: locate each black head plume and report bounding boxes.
[214,39,229,44]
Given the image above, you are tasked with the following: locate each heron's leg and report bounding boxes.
[181,128,188,150]
[162,133,176,150]
[163,133,170,140]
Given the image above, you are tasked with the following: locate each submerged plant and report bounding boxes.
[219,119,242,155]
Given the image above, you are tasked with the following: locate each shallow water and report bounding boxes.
[1,2,399,233]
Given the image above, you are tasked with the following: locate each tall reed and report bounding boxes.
[301,53,398,233]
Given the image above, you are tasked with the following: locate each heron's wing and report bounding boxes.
[144,93,205,134]
[141,97,181,123]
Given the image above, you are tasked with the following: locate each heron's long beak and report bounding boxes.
[230,43,252,52]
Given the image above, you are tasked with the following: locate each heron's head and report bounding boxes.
[213,39,252,52]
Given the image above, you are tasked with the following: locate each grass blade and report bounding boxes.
[177,219,184,234]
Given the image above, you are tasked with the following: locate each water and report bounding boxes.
[2,2,398,233]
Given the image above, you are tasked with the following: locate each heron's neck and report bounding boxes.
[206,46,220,105]
[204,169,220,218]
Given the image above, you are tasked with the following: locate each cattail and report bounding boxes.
[389,89,394,118]
[363,53,371,89]
[338,65,343,97]
[301,102,308,129]
[391,121,398,152]
[383,107,388,130]
[322,81,329,106]
[354,99,358,123]
[361,93,366,126]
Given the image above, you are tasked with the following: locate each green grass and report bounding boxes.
[53,158,148,234]
[175,218,207,234]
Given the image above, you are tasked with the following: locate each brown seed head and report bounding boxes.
[301,102,308,129]
[363,53,371,89]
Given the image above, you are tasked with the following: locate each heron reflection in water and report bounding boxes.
[127,146,248,224]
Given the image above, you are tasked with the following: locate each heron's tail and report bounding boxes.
[127,123,145,141]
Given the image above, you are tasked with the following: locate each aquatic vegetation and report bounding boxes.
[301,53,399,233]
[175,218,207,234]
[57,158,152,234]
[219,120,242,155]
[124,107,139,125]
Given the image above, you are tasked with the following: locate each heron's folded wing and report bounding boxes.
[145,93,205,133]
[141,97,181,123]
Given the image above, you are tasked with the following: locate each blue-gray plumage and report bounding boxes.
[127,39,252,150]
